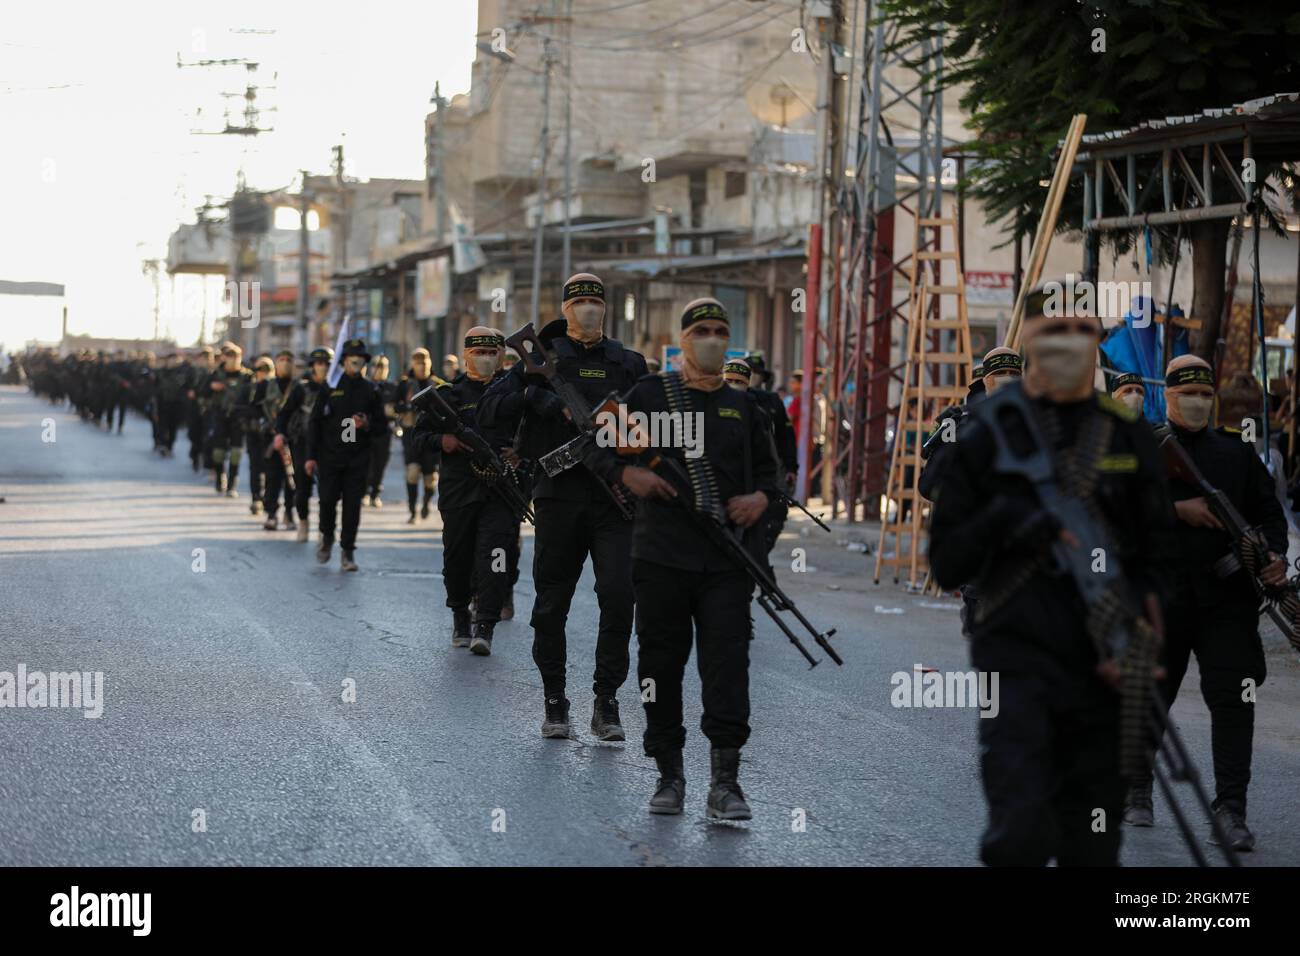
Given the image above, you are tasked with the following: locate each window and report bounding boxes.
[724,171,747,199]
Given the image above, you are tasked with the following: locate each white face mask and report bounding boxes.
[1118,390,1144,413]
[470,354,498,379]
[1173,394,1213,430]
[689,335,729,373]
[572,302,605,335]
[1031,333,1096,392]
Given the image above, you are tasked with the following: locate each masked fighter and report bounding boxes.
[305,339,387,572]
[479,273,648,740]
[204,343,253,496]
[928,286,1175,866]
[275,347,333,542]
[410,328,521,655]
[396,348,440,523]
[1122,355,1286,850]
[584,298,783,819]
[365,356,398,508]
[1109,371,1146,416]
[257,350,298,530]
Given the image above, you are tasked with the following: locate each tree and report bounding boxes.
[880,0,1300,356]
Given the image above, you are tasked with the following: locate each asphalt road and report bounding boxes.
[2,383,1297,866]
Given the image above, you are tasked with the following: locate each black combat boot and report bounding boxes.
[590,695,625,742]
[421,490,432,519]
[406,482,418,524]
[541,696,571,738]
[649,751,685,815]
[214,469,225,494]
[1209,805,1256,852]
[226,464,239,498]
[1123,782,1154,827]
[451,608,472,648]
[707,748,752,821]
[469,621,494,656]
[340,549,358,573]
[316,535,333,564]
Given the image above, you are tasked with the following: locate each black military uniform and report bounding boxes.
[367,367,398,507]
[478,276,647,739]
[276,348,333,537]
[239,360,272,515]
[929,382,1174,866]
[153,357,187,456]
[1129,401,1285,847]
[584,298,783,819]
[396,366,441,522]
[306,339,386,570]
[410,346,520,656]
[745,353,797,572]
[255,356,297,529]
[204,354,253,496]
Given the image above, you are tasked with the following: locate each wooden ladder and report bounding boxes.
[873,216,973,588]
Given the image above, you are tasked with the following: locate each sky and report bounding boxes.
[0,0,477,347]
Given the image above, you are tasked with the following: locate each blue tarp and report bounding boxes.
[1099,296,1190,423]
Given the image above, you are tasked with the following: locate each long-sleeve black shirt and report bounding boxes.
[306,372,386,465]
[1165,422,1287,608]
[478,323,647,503]
[583,374,783,571]
[929,387,1175,674]
[410,372,512,510]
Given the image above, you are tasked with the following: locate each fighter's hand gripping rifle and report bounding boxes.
[411,384,535,525]
[1156,428,1300,654]
[972,384,1238,866]
[590,392,842,668]
[504,322,635,519]
[264,439,297,492]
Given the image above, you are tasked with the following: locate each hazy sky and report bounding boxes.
[0,0,477,346]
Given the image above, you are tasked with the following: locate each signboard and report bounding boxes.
[964,271,1015,307]
[662,346,749,372]
[417,256,450,320]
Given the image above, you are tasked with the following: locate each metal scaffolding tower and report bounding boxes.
[817,6,949,522]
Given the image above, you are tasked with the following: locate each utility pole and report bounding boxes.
[561,0,574,279]
[530,38,556,325]
[332,144,347,271]
[433,82,449,243]
[298,170,312,351]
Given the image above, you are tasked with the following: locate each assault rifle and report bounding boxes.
[411,384,535,525]
[971,382,1238,866]
[1156,427,1300,654]
[504,322,635,519]
[779,492,831,533]
[590,392,842,669]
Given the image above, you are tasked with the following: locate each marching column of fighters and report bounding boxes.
[923,285,1290,864]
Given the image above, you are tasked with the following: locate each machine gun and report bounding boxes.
[264,439,296,492]
[971,383,1239,866]
[504,322,635,519]
[589,390,842,669]
[411,384,535,525]
[1156,427,1300,655]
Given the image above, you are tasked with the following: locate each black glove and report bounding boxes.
[526,385,566,420]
